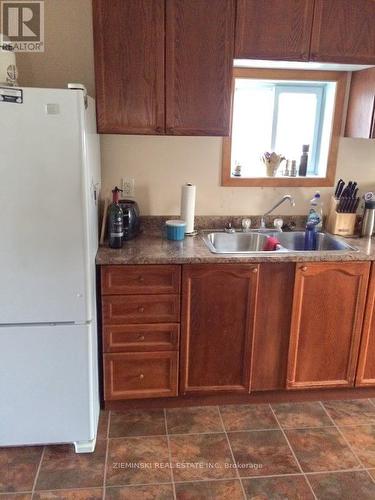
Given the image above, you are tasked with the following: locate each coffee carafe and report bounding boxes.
[361,200,375,237]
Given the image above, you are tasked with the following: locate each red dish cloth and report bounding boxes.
[263,236,281,251]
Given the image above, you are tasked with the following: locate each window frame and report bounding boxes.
[222,68,348,187]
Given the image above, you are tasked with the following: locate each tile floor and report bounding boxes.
[1,399,375,499]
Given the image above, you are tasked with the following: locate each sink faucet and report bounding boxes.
[260,195,296,229]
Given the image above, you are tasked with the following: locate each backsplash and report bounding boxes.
[140,215,307,232]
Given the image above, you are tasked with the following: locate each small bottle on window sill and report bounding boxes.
[298,144,309,177]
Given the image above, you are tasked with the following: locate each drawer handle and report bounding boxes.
[252,268,258,273]
[301,266,308,272]
[139,373,144,380]
[138,306,145,313]
[138,276,145,283]
[138,335,145,341]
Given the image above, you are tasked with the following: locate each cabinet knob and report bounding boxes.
[138,335,145,341]
[252,268,258,273]
[301,266,308,272]
[138,276,144,283]
[138,306,145,313]
[139,373,144,380]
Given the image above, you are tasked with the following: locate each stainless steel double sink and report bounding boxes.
[202,230,358,254]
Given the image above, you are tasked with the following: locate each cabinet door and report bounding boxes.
[345,68,375,139]
[287,262,370,390]
[356,264,375,386]
[311,0,375,64]
[251,263,295,391]
[180,264,259,394]
[165,0,235,135]
[93,0,165,134]
[235,0,314,61]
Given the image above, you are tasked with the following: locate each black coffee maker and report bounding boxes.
[118,199,141,240]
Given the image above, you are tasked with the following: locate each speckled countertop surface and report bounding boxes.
[96,230,375,265]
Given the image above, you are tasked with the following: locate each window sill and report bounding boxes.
[222,176,335,187]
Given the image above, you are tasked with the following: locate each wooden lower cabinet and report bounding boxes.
[287,262,370,390]
[180,264,259,395]
[101,265,181,401]
[251,263,295,391]
[356,264,375,386]
[101,261,374,404]
[101,265,181,296]
[103,324,179,353]
[102,294,180,324]
[104,352,178,400]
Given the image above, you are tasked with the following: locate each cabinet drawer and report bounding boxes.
[101,265,181,295]
[102,295,180,324]
[104,351,178,400]
[103,323,179,352]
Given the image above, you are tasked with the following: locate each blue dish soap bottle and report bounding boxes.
[307,192,323,231]
[304,221,317,250]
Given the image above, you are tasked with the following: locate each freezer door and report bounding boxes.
[0,88,92,323]
[0,323,99,446]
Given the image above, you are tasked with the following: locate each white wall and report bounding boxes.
[16,0,375,216]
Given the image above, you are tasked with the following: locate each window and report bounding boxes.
[222,69,348,187]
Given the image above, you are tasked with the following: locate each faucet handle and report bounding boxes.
[241,218,252,232]
[224,222,236,233]
[273,218,283,231]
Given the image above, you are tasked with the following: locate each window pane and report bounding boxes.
[229,78,330,179]
[231,80,274,177]
[274,91,318,170]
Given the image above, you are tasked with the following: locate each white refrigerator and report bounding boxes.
[0,86,101,453]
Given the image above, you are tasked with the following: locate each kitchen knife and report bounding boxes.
[342,182,352,198]
[353,197,360,213]
[335,179,344,198]
[350,182,357,196]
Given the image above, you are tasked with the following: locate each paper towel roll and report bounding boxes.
[180,183,196,234]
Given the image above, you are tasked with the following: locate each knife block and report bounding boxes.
[326,197,356,236]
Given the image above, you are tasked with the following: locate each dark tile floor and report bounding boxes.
[1,399,375,499]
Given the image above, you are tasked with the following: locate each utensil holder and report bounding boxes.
[326,197,356,236]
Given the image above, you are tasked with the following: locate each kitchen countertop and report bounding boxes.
[96,230,375,265]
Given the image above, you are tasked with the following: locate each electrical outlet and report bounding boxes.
[121,177,135,198]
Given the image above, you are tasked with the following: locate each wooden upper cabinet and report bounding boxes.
[235,0,315,61]
[180,264,259,394]
[165,0,235,135]
[93,0,165,134]
[356,264,375,386]
[287,262,370,390]
[311,0,375,64]
[345,68,375,139]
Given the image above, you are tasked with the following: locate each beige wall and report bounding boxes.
[16,0,95,96]
[15,0,375,216]
[101,135,375,215]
